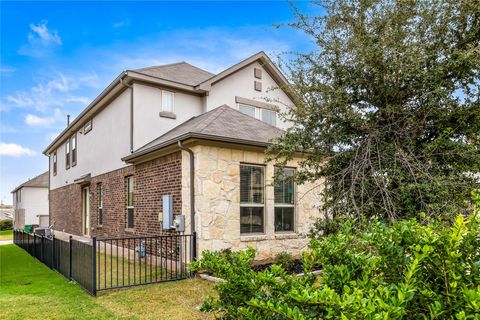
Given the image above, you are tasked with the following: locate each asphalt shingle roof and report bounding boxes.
[11,171,49,193]
[134,62,214,86]
[127,105,284,160]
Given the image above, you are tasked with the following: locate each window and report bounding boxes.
[161,90,174,113]
[98,183,103,225]
[126,176,134,229]
[84,119,92,134]
[240,165,265,234]
[71,134,77,167]
[65,141,70,169]
[274,168,295,232]
[53,151,57,176]
[262,109,276,126]
[239,104,256,118]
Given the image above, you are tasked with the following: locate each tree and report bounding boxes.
[268,0,480,222]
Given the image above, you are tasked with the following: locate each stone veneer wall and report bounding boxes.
[181,145,323,261]
[51,152,182,239]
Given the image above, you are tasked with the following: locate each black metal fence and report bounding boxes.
[13,230,194,296]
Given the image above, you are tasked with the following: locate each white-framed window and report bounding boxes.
[126,176,134,229]
[238,104,256,118]
[161,90,174,113]
[65,141,70,169]
[53,151,57,176]
[274,167,295,232]
[98,183,103,225]
[261,109,276,126]
[240,164,265,234]
[71,134,77,167]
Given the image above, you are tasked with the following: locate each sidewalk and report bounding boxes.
[0,240,13,245]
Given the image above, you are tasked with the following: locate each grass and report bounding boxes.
[0,229,13,241]
[0,244,214,320]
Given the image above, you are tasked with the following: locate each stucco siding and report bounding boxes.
[50,90,131,189]
[14,187,49,226]
[206,61,294,130]
[133,83,203,149]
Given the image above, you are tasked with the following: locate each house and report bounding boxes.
[11,171,49,229]
[43,52,322,260]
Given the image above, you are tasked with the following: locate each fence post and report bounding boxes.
[69,235,73,280]
[41,236,44,262]
[33,233,36,258]
[51,235,55,269]
[92,237,97,296]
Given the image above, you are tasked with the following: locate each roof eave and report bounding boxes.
[123,133,275,163]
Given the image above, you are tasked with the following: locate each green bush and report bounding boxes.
[192,195,480,319]
[273,252,295,271]
[0,219,13,230]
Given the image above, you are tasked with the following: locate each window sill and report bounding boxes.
[125,228,135,233]
[159,111,176,119]
[97,225,103,229]
[240,234,268,242]
[274,233,298,240]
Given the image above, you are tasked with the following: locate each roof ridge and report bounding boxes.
[134,61,187,71]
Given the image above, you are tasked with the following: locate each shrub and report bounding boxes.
[0,219,13,230]
[192,195,480,319]
[273,252,294,271]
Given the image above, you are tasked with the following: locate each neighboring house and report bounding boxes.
[0,203,14,220]
[11,172,49,229]
[43,52,322,260]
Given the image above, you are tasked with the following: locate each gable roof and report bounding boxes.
[134,62,214,86]
[11,171,49,193]
[123,105,284,162]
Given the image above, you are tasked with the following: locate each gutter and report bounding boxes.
[120,78,134,153]
[177,140,196,259]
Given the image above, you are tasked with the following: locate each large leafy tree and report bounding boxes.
[269,0,480,221]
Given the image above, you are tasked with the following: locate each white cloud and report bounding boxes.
[0,65,15,75]
[18,20,62,57]
[0,143,36,157]
[3,72,97,112]
[28,20,62,46]
[25,114,55,126]
[24,108,65,128]
[113,19,130,28]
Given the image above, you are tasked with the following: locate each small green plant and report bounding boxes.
[273,252,294,271]
[0,219,13,230]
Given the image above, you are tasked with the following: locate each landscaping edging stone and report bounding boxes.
[198,269,322,283]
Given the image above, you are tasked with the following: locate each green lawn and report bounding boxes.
[0,229,13,241]
[0,245,214,320]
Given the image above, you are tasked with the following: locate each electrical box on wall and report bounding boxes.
[162,195,173,229]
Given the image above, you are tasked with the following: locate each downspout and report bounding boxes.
[177,140,196,259]
[120,77,134,153]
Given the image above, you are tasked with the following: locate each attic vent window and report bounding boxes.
[84,119,92,134]
[254,81,262,92]
[254,68,262,79]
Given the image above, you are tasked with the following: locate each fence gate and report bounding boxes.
[13,230,195,295]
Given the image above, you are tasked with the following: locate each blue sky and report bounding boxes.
[0,1,317,204]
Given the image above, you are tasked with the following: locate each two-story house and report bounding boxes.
[43,52,322,260]
[11,171,49,229]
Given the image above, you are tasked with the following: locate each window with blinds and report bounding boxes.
[240,165,265,234]
[274,167,295,232]
[126,176,134,229]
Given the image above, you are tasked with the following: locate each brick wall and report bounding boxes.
[50,183,82,235]
[51,152,183,238]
